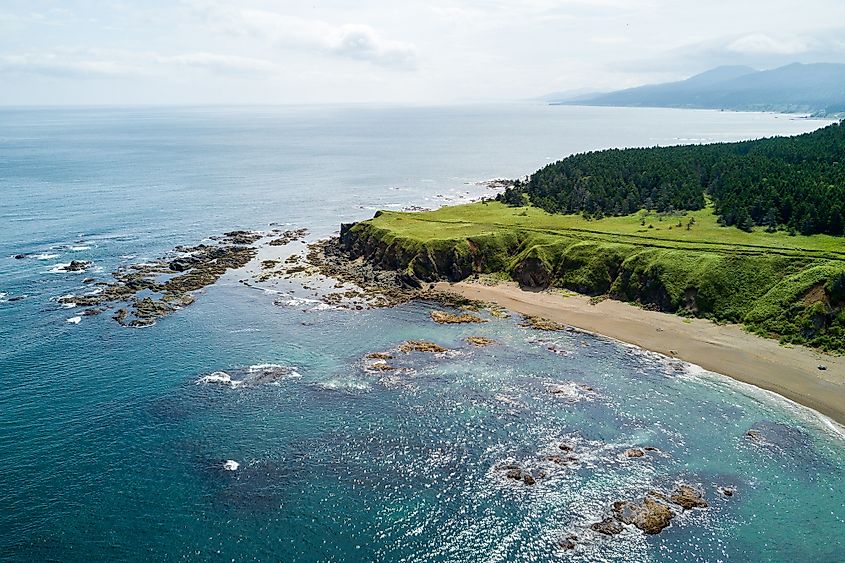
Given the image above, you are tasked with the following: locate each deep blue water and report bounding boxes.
[1,104,843,562]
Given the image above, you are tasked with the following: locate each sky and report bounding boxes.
[1,0,844,106]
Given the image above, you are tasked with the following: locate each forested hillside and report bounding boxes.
[499,121,845,235]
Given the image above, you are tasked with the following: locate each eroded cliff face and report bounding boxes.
[341,221,485,282]
[339,218,845,352]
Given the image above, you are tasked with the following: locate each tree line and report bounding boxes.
[498,120,845,235]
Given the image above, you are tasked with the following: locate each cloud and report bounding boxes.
[157,52,276,74]
[0,53,141,77]
[230,10,418,70]
[0,50,277,78]
[727,33,811,55]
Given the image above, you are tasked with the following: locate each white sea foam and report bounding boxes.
[49,262,86,273]
[197,365,301,388]
[316,379,371,391]
[66,316,81,324]
[0,292,6,301]
[196,371,241,387]
[69,245,91,251]
[222,460,239,471]
[35,253,60,260]
[545,381,598,402]
[679,362,845,440]
[275,295,342,312]
[494,394,522,407]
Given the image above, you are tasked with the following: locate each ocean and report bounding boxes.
[1,104,843,562]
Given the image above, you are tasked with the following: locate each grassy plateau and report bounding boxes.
[345,201,845,353]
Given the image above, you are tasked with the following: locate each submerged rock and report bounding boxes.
[593,483,707,538]
[558,534,578,551]
[590,518,624,536]
[367,363,395,372]
[197,364,299,388]
[366,352,393,360]
[465,336,495,347]
[398,340,448,354]
[505,468,523,480]
[430,310,486,324]
[612,495,674,535]
[669,484,708,509]
[520,315,566,331]
[542,454,578,465]
[626,448,645,458]
[268,228,309,246]
[222,230,262,245]
[61,260,92,272]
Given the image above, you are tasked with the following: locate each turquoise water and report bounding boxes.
[1,105,843,561]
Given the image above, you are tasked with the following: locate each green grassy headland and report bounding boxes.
[341,201,845,353]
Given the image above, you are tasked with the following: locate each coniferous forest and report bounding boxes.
[499,120,845,235]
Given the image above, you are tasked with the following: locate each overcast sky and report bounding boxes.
[1,0,844,106]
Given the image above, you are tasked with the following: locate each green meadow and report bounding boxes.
[350,201,845,352]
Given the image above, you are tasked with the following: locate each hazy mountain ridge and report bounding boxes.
[553,63,845,115]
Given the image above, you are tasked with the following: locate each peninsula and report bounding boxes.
[335,122,845,423]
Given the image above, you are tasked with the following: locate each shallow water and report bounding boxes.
[1,104,842,561]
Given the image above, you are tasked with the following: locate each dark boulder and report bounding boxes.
[590,518,624,536]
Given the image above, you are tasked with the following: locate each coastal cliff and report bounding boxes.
[339,208,845,353]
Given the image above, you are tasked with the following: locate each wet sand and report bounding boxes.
[435,280,845,427]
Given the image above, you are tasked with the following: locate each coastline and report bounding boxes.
[435,280,845,427]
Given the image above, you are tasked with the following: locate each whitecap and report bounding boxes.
[196,371,241,387]
[35,253,60,260]
[247,363,302,382]
[316,379,371,391]
[49,262,88,274]
[69,245,91,251]
[222,460,239,471]
[66,316,81,324]
[0,292,6,301]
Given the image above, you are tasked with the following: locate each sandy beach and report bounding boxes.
[435,280,845,427]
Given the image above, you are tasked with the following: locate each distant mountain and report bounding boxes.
[553,63,845,115]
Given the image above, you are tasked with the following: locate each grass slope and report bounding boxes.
[350,201,845,352]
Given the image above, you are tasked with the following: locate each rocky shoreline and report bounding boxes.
[51,229,320,327]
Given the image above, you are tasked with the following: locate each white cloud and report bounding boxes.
[0,50,277,78]
[727,33,810,55]
[0,53,141,77]
[230,10,418,70]
[157,52,276,74]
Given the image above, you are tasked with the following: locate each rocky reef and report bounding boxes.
[56,230,261,327]
[590,484,709,536]
[430,310,486,324]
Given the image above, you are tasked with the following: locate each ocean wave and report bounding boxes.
[48,262,91,274]
[196,364,301,389]
[69,245,92,251]
[34,253,60,260]
[196,371,238,387]
[544,381,599,403]
[315,378,371,391]
[679,362,845,439]
[274,295,343,312]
